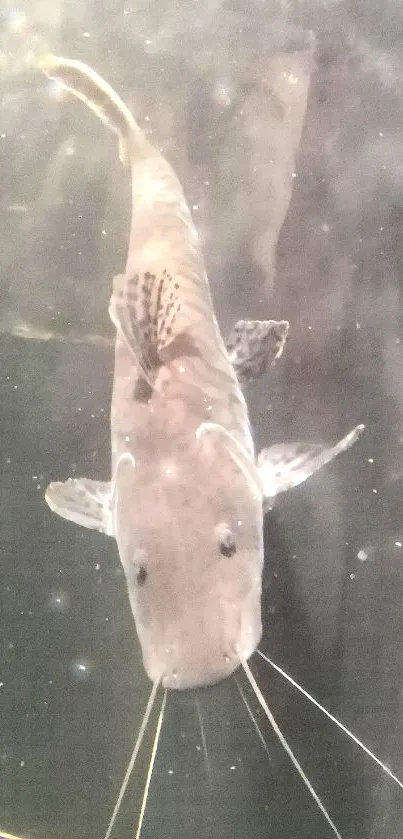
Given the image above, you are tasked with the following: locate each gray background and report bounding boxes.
[1,1,403,837]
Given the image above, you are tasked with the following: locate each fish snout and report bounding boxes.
[160,647,240,690]
[136,567,263,690]
[143,604,262,690]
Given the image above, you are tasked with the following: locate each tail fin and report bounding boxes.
[38,55,151,165]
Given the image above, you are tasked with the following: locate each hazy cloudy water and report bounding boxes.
[1,1,403,837]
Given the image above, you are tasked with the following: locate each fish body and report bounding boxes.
[33,56,376,839]
[42,57,267,690]
[41,56,364,693]
[109,266,265,689]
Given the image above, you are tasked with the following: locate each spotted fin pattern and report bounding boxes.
[109,269,184,387]
[258,424,365,509]
[45,478,113,534]
[226,319,289,383]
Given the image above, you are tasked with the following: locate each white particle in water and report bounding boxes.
[69,657,93,680]
[47,590,70,613]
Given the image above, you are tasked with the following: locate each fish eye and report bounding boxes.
[215,522,237,557]
[136,565,147,586]
[132,549,148,586]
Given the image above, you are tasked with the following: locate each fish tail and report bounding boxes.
[38,55,151,165]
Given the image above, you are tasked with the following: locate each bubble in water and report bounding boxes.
[69,657,94,681]
[47,589,70,613]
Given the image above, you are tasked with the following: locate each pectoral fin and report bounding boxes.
[226,319,289,383]
[45,477,113,535]
[258,424,365,509]
[109,273,162,390]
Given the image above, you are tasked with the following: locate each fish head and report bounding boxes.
[113,431,264,690]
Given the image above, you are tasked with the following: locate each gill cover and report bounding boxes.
[196,421,263,500]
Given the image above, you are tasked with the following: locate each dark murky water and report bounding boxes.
[1,2,403,837]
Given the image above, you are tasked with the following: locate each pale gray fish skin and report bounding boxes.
[109,145,264,691]
[41,57,365,692]
[41,57,265,691]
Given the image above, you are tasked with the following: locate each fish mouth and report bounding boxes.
[143,608,262,691]
[160,639,261,690]
[158,650,241,691]
[141,589,263,691]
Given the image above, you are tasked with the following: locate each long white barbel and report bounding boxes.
[102,679,160,839]
[135,689,167,839]
[239,654,343,839]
